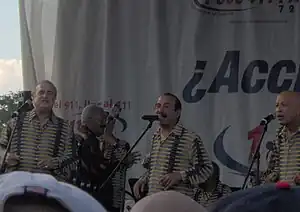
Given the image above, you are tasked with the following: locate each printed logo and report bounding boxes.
[192,0,298,16]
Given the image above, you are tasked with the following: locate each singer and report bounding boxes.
[263,91,300,185]
[0,80,75,180]
[134,93,213,200]
[72,104,140,212]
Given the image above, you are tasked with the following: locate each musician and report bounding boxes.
[134,93,213,200]
[73,104,140,212]
[194,162,231,209]
[264,91,300,184]
[0,80,74,180]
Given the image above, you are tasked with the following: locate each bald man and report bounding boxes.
[0,80,75,180]
[264,91,300,184]
[131,191,207,212]
[72,105,114,210]
[72,104,137,212]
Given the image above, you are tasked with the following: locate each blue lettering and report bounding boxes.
[293,66,300,92]
[183,51,299,104]
[267,60,296,93]
[182,61,207,103]
[241,60,268,93]
[208,51,240,93]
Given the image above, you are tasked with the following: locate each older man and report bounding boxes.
[134,93,213,200]
[264,91,300,184]
[73,104,139,212]
[0,80,74,180]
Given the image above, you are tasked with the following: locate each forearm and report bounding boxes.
[53,137,77,170]
[181,161,213,185]
[139,170,150,184]
[182,138,213,186]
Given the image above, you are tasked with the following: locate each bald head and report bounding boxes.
[81,104,105,122]
[81,104,107,136]
[276,91,300,127]
[131,191,207,212]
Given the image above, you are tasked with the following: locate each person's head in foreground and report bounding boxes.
[211,182,300,212]
[0,171,106,212]
[130,191,207,212]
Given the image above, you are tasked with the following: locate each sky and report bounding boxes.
[0,0,23,94]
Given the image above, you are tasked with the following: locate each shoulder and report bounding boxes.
[221,184,232,193]
[6,112,29,129]
[53,114,70,128]
[179,124,203,143]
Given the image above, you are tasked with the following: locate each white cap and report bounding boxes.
[0,171,106,212]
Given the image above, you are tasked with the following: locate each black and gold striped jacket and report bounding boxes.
[263,126,300,184]
[0,110,75,179]
[195,180,232,208]
[140,122,213,198]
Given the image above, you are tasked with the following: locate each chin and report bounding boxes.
[278,120,288,126]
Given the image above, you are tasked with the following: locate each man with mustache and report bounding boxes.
[133,93,213,200]
[0,80,75,180]
[264,91,300,184]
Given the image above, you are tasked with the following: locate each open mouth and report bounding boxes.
[277,115,284,120]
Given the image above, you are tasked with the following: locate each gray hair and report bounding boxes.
[34,80,58,97]
[81,104,105,123]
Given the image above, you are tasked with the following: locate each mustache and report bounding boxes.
[158,113,167,118]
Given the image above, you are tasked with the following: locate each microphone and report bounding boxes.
[260,113,275,125]
[141,115,159,122]
[12,99,33,118]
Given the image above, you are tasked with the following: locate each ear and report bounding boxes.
[31,91,35,99]
[176,109,181,119]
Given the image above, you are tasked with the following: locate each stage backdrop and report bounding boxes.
[19,0,300,187]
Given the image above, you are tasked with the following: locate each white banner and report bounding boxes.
[19,0,300,187]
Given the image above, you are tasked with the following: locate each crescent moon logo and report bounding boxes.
[116,117,128,132]
[213,126,249,175]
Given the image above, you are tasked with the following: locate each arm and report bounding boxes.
[0,118,16,150]
[0,119,16,163]
[261,139,280,183]
[141,153,151,169]
[138,154,151,184]
[52,123,78,170]
[180,137,213,187]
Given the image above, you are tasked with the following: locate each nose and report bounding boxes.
[156,107,164,114]
[41,92,47,98]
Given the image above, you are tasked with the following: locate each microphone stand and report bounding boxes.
[98,120,154,191]
[242,122,269,189]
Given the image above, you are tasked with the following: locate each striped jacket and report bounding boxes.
[263,126,300,184]
[99,138,130,210]
[0,110,75,179]
[140,122,213,198]
[195,180,232,208]
[72,134,131,210]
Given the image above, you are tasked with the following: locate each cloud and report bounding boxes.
[0,59,23,94]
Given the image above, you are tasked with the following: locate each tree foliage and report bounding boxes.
[0,92,23,131]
